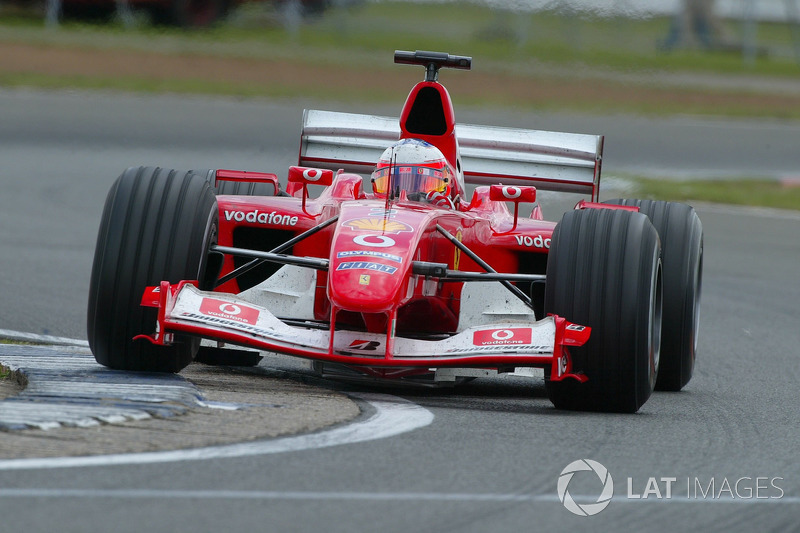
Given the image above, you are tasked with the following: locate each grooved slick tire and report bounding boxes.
[544,208,663,413]
[605,199,703,391]
[87,167,218,373]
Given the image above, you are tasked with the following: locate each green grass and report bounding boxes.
[0,69,405,102]
[1,1,798,121]
[3,1,800,210]
[626,176,800,211]
[3,1,800,77]
[0,338,35,345]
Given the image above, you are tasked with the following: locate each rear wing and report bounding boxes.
[299,110,604,200]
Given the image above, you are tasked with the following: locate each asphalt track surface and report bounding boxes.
[1,90,799,532]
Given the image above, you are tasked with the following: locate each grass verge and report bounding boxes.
[2,2,800,118]
[623,176,800,211]
[0,339,35,345]
[2,2,800,210]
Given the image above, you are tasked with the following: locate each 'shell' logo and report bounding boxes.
[343,218,412,233]
[472,328,532,346]
[199,298,259,325]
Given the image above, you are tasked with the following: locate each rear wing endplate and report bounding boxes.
[299,110,604,199]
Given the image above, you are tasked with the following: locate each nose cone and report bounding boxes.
[328,202,428,313]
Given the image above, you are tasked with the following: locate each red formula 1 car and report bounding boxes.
[87,51,703,413]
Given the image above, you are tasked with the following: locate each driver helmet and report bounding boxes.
[371,138,453,200]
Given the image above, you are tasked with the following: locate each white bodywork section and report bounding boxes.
[240,266,536,330]
[457,281,537,327]
[239,265,317,321]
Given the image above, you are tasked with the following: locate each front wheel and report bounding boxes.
[544,208,663,413]
[87,167,218,372]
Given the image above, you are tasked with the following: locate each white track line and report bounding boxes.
[0,392,434,470]
[0,489,795,505]
[0,329,89,347]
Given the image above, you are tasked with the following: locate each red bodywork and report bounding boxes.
[138,69,594,383]
[223,180,546,335]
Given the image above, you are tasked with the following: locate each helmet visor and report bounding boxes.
[372,165,449,195]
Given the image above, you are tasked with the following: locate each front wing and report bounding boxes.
[137,281,590,382]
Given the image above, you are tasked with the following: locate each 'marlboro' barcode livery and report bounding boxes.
[87,51,702,413]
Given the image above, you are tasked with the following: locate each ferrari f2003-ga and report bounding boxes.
[87,51,703,413]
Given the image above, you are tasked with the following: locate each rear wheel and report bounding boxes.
[604,199,703,391]
[87,167,218,372]
[544,208,662,413]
